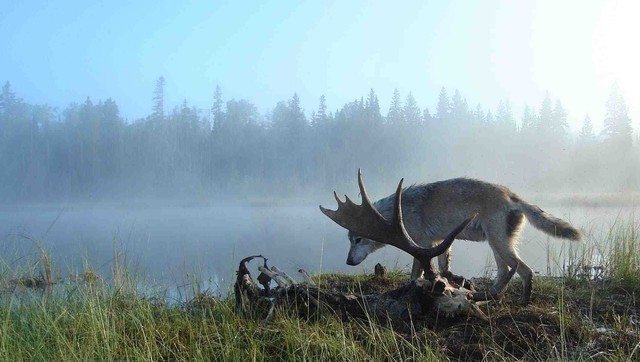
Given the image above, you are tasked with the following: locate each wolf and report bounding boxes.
[345,177,582,303]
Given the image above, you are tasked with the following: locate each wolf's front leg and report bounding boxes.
[437,246,472,288]
[437,244,451,274]
[410,258,422,279]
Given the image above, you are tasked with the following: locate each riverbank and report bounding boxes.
[1,269,638,360]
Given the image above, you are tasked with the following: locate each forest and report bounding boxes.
[0,78,636,202]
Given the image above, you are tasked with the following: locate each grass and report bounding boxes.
[606,216,640,289]
[0,282,445,361]
[1,218,639,361]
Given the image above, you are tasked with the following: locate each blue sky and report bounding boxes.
[1,0,637,132]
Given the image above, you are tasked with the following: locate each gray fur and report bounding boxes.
[345,178,582,304]
[506,210,525,238]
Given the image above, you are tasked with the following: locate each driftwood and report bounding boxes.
[233,255,496,329]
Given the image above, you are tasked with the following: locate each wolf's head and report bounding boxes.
[346,230,386,265]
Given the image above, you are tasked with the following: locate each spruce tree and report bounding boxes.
[387,88,403,125]
[602,83,632,148]
[436,87,450,122]
[288,93,306,128]
[365,89,382,126]
[538,92,553,131]
[403,92,421,126]
[311,94,328,128]
[152,76,165,119]
[551,100,568,136]
[211,85,224,132]
[450,89,468,125]
[0,81,17,115]
[423,107,433,125]
[578,114,595,144]
[473,104,485,123]
[521,105,536,131]
[496,99,515,132]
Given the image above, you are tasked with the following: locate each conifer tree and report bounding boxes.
[152,76,165,119]
[450,89,468,125]
[436,87,450,122]
[0,81,17,115]
[521,105,536,131]
[288,93,306,130]
[473,104,485,123]
[551,100,568,136]
[486,110,494,124]
[496,99,516,132]
[423,107,433,125]
[365,89,382,126]
[311,94,328,128]
[538,92,553,131]
[602,83,632,148]
[403,92,421,126]
[211,85,224,132]
[578,114,595,144]
[387,88,403,125]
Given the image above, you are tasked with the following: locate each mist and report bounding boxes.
[1,1,639,294]
[0,81,637,203]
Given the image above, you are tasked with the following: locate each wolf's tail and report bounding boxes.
[516,201,582,240]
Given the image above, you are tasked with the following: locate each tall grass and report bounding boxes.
[0,279,447,361]
[604,215,640,289]
[560,213,639,290]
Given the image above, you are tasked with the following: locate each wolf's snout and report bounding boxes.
[346,257,356,266]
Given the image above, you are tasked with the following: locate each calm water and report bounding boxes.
[0,201,636,296]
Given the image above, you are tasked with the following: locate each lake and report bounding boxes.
[0,200,637,298]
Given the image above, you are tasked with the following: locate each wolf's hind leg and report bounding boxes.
[483,214,533,303]
[489,239,534,304]
[488,253,511,297]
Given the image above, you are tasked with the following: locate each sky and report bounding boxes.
[1,0,638,133]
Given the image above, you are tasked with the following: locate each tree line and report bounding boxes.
[0,78,636,202]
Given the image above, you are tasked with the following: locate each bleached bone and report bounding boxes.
[434,286,488,320]
[270,266,297,285]
[258,266,290,287]
[298,269,316,285]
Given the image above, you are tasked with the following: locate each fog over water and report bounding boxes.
[1,199,636,294]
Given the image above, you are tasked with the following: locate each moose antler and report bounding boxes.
[320,169,475,274]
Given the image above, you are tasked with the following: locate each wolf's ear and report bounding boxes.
[347,230,354,240]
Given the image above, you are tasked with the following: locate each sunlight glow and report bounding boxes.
[593,1,640,112]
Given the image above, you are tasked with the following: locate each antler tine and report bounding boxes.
[357,168,386,221]
[357,169,373,208]
[344,194,357,207]
[319,197,338,221]
[333,191,342,205]
[392,178,421,250]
